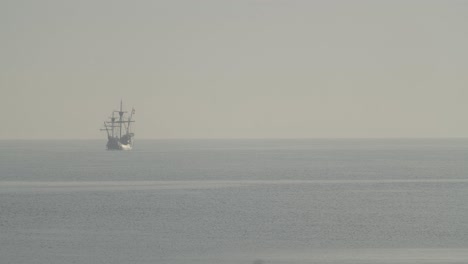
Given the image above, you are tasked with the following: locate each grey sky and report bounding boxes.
[1,0,467,139]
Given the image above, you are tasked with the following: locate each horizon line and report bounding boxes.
[1,137,468,141]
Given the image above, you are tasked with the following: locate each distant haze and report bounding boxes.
[1,0,467,139]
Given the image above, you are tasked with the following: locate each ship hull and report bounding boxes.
[107,143,132,151]
[106,137,133,150]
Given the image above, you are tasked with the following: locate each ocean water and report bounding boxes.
[1,139,468,264]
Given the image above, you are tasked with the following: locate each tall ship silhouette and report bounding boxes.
[101,101,135,150]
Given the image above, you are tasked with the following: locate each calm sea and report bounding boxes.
[1,139,468,264]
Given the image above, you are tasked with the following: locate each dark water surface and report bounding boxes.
[1,139,468,263]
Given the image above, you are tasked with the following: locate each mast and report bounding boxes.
[127,108,135,135]
[100,122,110,137]
[111,112,115,138]
[119,100,123,139]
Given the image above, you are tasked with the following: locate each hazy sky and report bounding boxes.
[2,0,468,139]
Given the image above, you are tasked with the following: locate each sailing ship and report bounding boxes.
[101,101,135,150]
